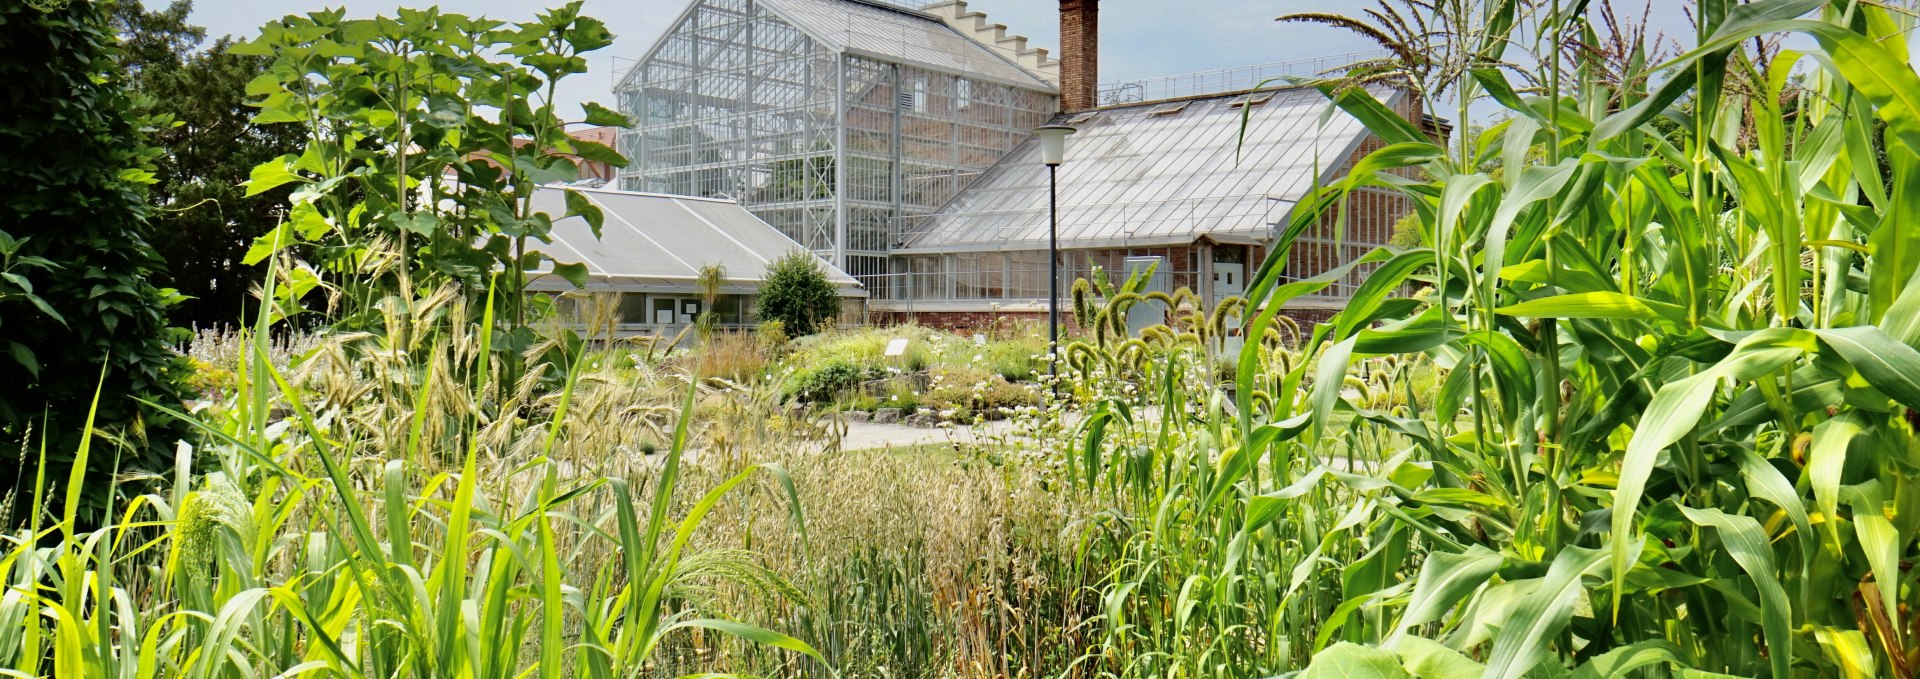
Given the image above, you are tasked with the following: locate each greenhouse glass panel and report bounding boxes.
[617,0,1057,289]
[897,84,1389,253]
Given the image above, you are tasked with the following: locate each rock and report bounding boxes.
[906,412,938,427]
[844,410,872,423]
[874,408,902,424]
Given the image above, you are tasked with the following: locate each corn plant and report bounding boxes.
[1063,0,1920,676]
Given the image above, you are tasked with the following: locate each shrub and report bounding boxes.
[927,365,1038,419]
[981,336,1047,382]
[1,0,192,525]
[756,319,789,352]
[787,327,931,375]
[756,251,841,338]
[783,359,865,403]
[878,379,924,412]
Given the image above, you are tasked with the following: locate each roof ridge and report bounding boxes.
[551,184,742,205]
[1087,82,1340,112]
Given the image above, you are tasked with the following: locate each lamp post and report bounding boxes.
[1034,123,1076,393]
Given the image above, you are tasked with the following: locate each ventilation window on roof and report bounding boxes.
[1147,103,1188,117]
[1229,92,1276,109]
[1066,112,1098,125]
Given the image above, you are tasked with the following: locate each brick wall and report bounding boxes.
[1059,0,1098,112]
[888,308,1339,339]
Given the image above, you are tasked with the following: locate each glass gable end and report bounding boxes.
[894,85,1395,253]
[616,0,1059,282]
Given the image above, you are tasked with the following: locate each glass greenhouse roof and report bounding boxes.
[524,187,864,295]
[762,0,1050,88]
[896,84,1396,253]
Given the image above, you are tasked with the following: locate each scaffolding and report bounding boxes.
[616,0,1059,282]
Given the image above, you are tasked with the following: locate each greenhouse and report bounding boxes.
[615,0,1060,283]
[873,84,1428,324]
[523,186,865,336]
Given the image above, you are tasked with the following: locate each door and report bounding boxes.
[1212,252,1248,358]
[1212,262,1245,301]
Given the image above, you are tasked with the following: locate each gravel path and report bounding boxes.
[826,406,1159,452]
[832,417,1022,451]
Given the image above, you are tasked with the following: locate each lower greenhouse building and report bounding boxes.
[524,186,866,338]
[869,82,1434,329]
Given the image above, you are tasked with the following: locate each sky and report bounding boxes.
[183,0,1712,122]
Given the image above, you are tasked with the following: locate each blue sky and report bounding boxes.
[186,0,1709,121]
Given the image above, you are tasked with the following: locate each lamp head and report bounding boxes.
[1035,124,1076,167]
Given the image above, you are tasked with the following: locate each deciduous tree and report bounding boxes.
[113,0,305,328]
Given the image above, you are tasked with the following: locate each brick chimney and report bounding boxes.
[1059,0,1098,111]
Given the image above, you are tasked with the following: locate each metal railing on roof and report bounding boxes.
[857,248,1380,306]
[1095,51,1388,106]
[890,194,1291,248]
[858,265,1205,304]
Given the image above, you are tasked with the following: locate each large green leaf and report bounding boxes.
[1570,640,1685,679]
[660,619,830,669]
[1481,545,1616,679]
[243,154,308,197]
[1303,642,1413,679]
[1809,414,1864,552]
[1496,291,1686,329]
[1399,636,1484,677]
[1813,327,1920,409]
[1610,329,1809,613]
[1317,83,1427,146]
[1388,545,1503,646]
[1678,506,1793,679]
[582,101,629,127]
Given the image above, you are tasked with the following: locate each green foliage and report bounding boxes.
[0,301,827,677]
[783,359,867,403]
[788,328,929,373]
[1387,210,1425,248]
[0,0,191,525]
[756,251,841,338]
[230,2,623,345]
[980,335,1046,381]
[696,262,727,340]
[113,0,305,327]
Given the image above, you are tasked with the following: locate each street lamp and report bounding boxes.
[1034,123,1076,392]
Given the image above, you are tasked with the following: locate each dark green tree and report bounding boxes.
[112,0,304,328]
[1,0,192,525]
[755,251,841,338]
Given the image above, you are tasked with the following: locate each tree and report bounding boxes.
[112,0,305,328]
[0,0,191,526]
[755,251,840,338]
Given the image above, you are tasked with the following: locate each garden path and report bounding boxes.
[832,417,1023,451]
[828,406,1169,452]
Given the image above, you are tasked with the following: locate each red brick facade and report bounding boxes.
[872,310,1068,332]
[1059,0,1098,112]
